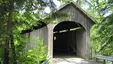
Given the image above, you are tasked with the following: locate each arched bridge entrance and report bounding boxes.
[53,21,86,58]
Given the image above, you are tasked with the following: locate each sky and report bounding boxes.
[53,0,61,8]
[44,0,86,13]
[44,0,61,13]
[44,0,111,17]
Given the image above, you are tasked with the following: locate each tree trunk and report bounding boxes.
[3,0,13,64]
[3,40,9,64]
[10,35,17,64]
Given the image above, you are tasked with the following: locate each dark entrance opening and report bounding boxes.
[53,21,83,57]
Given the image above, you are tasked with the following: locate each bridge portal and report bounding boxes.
[53,21,86,58]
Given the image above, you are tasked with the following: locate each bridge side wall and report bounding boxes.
[25,26,48,51]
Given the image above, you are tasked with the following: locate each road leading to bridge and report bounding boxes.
[53,55,102,64]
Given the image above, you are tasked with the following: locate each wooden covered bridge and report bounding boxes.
[22,2,102,64]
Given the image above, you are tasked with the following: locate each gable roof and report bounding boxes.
[57,2,97,24]
[21,2,96,34]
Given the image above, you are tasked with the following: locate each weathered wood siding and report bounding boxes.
[58,3,94,30]
[25,26,48,51]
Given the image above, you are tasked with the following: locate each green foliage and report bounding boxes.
[58,0,85,6]
[16,38,47,64]
[0,46,4,63]
[91,14,113,56]
[0,32,48,64]
[84,0,113,22]
[82,0,113,60]
[0,0,55,64]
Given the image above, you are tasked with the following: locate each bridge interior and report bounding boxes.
[53,21,84,58]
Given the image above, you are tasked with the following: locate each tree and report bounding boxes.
[58,0,85,5]
[84,0,113,22]
[0,0,56,64]
[85,0,113,56]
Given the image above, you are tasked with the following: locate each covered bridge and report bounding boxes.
[23,2,96,59]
